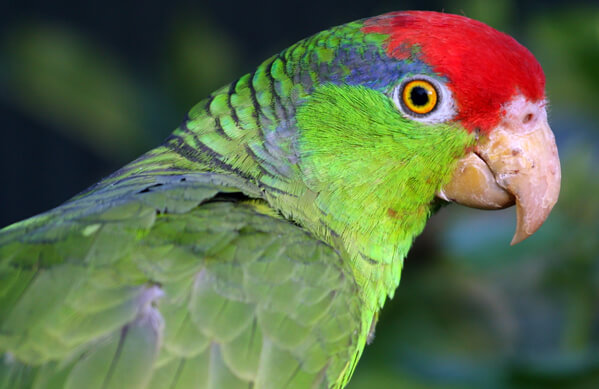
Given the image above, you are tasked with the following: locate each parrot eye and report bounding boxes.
[402,80,438,115]
[393,75,457,124]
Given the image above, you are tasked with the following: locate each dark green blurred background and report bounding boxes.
[1,0,598,387]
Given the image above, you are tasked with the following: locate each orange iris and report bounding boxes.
[402,80,438,115]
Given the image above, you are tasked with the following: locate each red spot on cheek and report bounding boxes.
[387,208,400,218]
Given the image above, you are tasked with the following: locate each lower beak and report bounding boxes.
[438,111,561,245]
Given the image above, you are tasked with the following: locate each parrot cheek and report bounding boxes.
[437,98,561,245]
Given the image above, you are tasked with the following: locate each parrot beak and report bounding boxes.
[437,97,561,245]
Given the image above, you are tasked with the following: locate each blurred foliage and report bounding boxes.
[163,13,241,108]
[528,7,599,115]
[1,0,598,388]
[2,23,150,158]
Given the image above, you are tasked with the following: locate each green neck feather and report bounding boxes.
[290,84,475,309]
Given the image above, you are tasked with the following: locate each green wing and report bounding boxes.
[0,173,362,389]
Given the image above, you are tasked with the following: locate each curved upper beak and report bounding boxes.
[438,98,561,245]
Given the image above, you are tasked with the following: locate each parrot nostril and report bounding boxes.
[522,113,534,124]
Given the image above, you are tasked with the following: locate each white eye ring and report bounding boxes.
[393,75,457,124]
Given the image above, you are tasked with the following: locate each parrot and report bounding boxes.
[0,10,561,389]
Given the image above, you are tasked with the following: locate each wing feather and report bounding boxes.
[0,174,362,388]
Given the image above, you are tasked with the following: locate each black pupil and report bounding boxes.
[410,86,429,106]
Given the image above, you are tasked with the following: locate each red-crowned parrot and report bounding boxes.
[0,11,560,389]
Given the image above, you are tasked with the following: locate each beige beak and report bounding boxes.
[438,99,561,245]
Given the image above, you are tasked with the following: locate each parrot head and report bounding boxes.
[364,11,561,245]
[289,10,560,262]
